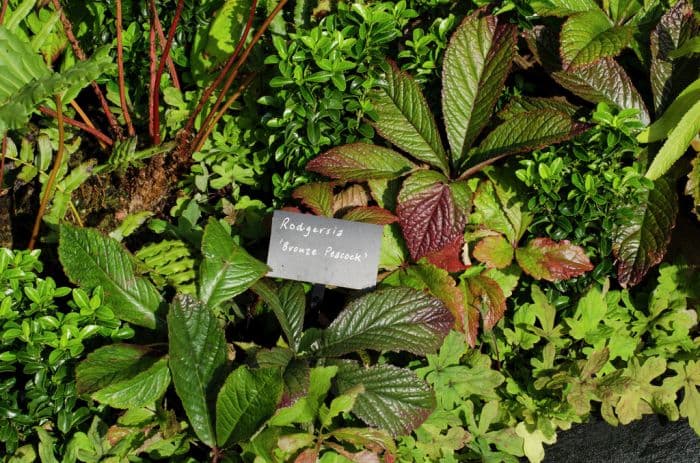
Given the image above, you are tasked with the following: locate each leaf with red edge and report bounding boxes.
[612,176,678,287]
[516,238,594,281]
[465,109,591,170]
[423,234,469,273]
[650,0,699,114]
[292,182,334,217]
[397,171,466,262]
[294,449,318,463]
[382,261,466,334]
[552,58,649,124]
[465,274,506,331]
[442,12,517,162]
[473,235,514,269]
[307,143,415,182]
[342,206,398,225]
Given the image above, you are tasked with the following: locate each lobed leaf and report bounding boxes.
[560,9,632,68]
[58,225,162,329]
[442,12,517,162]
[216,366,283,447]
[168,294,228,447]
[396,171,466,262]
[612,176,678,287]
[199,218,269,309]
[372,62,448,173]
[552,58,650,124]
[335,362,435,437]
[314,287,453,357]
[307,143,415,182]
[515,238,594,281]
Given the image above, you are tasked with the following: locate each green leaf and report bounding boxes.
[499,96,580,119]
[383,261,467,335]
[341,206,397,225]
[306,143,415,182]
[372,61,448,173]
[269,366,337,426]
[190,0,252,83]
[58,225,162,329]
[335,362,435,437]
[314,287,453,357]
[378,224,409,271]
[473,235,514,269]
[616,357,668,424]
[531,0,598,16]
[668,36,700,58]
[466,110,590,169]
[638,78,700,143]
[292,182,334,217]
[564,284,608,340]
[663,361,700,434]
[442,12,516,162]
[92,358,170,409]
[560,9,632,68]
[168,294,227,447]
[515,238,593,282]
[645,99,700,180]
[0,26,109,133]
[396,171,466,261]
[473,178,533,245]
[515,422,556,463]
[649,0,699,113]
[76,344,162,394]
[199,218,268,309]
[552,58,649,124]
[216,366,283,446]
[612,176,678,287]
[251,279,305,352]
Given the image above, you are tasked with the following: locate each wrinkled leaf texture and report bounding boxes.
[314,287,453,357]
[306,143,415,182]
[613,176,678,287]
[58,225,162,329]
[335,362,435,437]
[168,294,227,447]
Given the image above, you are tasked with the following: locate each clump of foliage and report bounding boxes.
[0,248,131,456]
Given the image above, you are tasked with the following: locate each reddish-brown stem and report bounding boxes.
[150,0,181,91]
[39,106,114,146]
[152,0,185,145]
[456,153,513,181]
[115,0,135,136]
[0,0,9,24]
[192,73,256,154]
[191,0,286,152]
[183,0,258,136]
[51,0,122,138]
[30,95,66,250]
[0,135,7,194]
[70,100,107,149]
[148,14,157,143]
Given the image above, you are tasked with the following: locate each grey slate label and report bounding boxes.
[266,210,383,289]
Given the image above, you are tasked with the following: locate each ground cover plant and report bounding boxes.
[0,0,698,462]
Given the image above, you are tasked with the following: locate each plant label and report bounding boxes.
[266,210,383,289]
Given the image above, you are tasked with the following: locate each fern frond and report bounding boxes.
[135,240,196,295]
